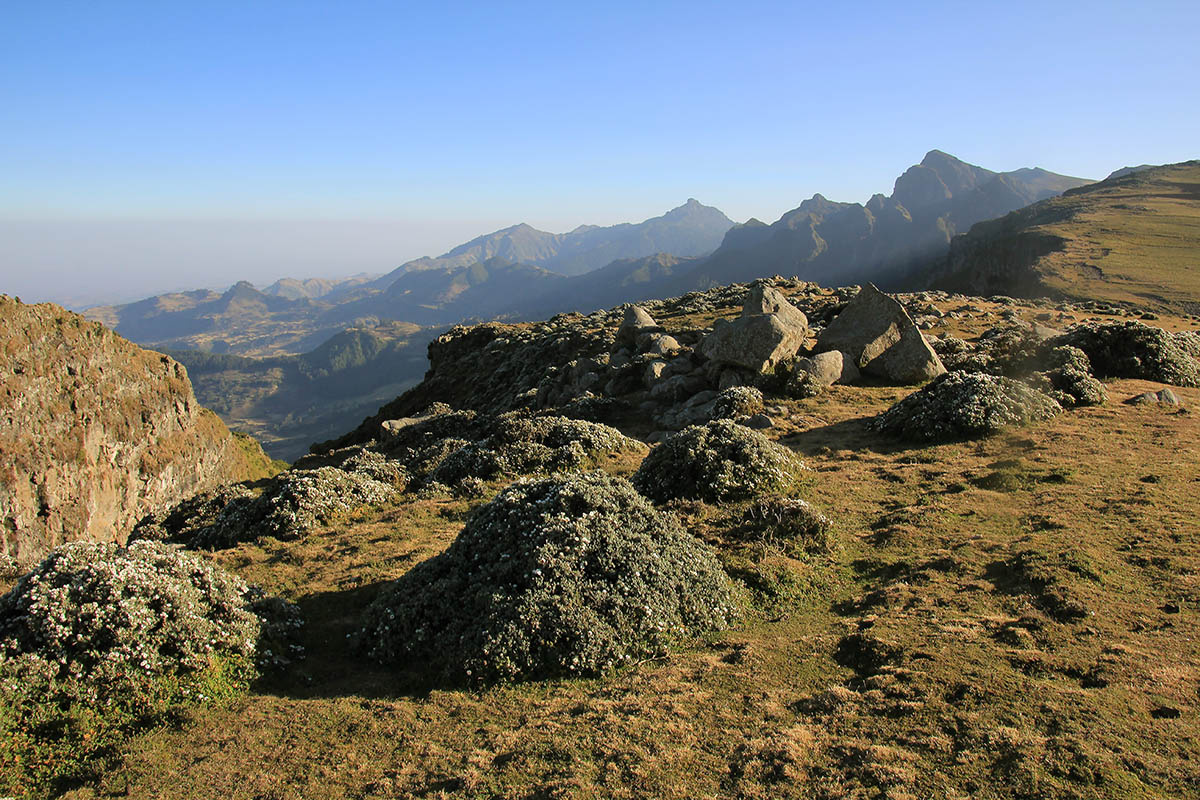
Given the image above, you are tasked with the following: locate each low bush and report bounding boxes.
[0,540,302,794]
[359,472,739,684]
[1052,321,1200,387]
[742,497,835,556]
[632,420,805,503]
[870,372,1061,442]
[430,414,645,487]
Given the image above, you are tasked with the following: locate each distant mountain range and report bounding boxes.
[81,150,1103,457]
[85,199,735,356]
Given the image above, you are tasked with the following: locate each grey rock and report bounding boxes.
[701,314,807,374]
[816,283,946,384]
[685,390,719,408]
[1127,388,1183,407]
[617,305,658,349]
[641,332,682,356]
[741,284,809,330]
[719,369,746,390]
[643,360,668,389]
[743,413,774,429]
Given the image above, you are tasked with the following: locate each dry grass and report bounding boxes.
[39,297,1200,800]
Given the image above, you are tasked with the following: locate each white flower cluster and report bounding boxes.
[358,471,739,683]
[0,540,302,704]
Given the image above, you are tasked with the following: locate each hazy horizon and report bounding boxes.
[3,0,1197,307]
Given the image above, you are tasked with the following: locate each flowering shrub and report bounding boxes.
[358,472,739,684]
[0,540,302,793]
[0,540,301,694]
[430,414,646,487]
[632,420,805,503]
[742,497,835,556]
[869,372,1061,442]
[708,386,765,420]
[1029,346,1107,408]
[1052,321,1200,386]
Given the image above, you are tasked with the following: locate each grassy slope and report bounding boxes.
[61,298,1200,800]
[932,161,1200,315]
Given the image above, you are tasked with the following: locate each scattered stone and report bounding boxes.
[700,285,809,374]
[785,350,860,397]
[1126,388,1183,407]
[815,283,945,384]
[358,472,739,683]
[616,305,659,349]
[741,283,809,330]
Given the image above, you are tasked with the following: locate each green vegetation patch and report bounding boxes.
[0,540,302,794]
[359,472,739,684]
[870,372,1062,442]
[633,420,805,503]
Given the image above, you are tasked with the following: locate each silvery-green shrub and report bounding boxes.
[632,420,805,503]
[359,472,738,683]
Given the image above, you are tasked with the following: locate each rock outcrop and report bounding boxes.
[0,296,263,564]
[816,284,945,384]
[700,284,809,374]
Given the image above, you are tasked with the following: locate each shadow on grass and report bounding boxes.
[253,579,465,701]
[781,415,926,457]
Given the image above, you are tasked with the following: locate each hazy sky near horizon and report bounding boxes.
[2,0,1198,307]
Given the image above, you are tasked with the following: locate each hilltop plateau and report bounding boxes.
[6,274,1198,799]
[926,161,1200,314]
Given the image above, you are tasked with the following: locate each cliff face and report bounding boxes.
[0,296,259,564]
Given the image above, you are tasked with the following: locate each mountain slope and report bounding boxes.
[672,150,1091,292]
[169,320,437,460]
[924,160,1200,314]
[371,198,733,285]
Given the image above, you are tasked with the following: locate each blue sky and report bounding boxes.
[2,0,1198,305]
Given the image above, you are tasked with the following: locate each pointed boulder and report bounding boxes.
[815,284,945,384]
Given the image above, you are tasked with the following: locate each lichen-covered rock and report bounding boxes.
[1051,321,1200,387]
[700,314,808,374]
[633,420,805,503]
[870,372,1062,442]
[616,305,659,349]
[815,284,945,383]
[430,414,646,487]
[741,284,809,331]
[784,350,860,398]
[358,472,739,683]
[0,540,303,705]
[700,283,810,374]
[0,296,265,565]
